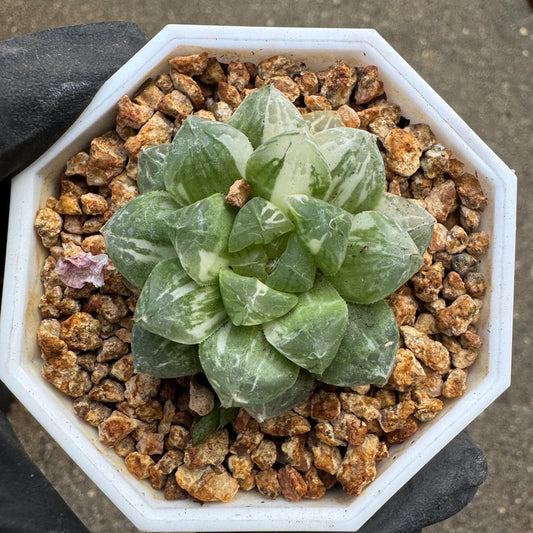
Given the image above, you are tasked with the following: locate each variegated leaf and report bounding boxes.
[219,269,298,326]
[262,278,348,374]
[317,301,399,387]
[199,322,299,407]
[137,143,171,194]
[228,85,307,148]
[315,127,386,214]
[101,191,180,288]
[265,233,316,293]
[328,211,424,304]
[303,111,344,134]
[163,115,253,205]
[246,130,331,212]
[131,323,201,377]
[245,369,314,422]
[134,258,227,344]
[169,194,234,286]
[229,245,268,279]
[228,197,294,253]
[375,192,436,254]
[285,194,352,276]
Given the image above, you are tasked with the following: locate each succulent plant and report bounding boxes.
[102,85,435,425]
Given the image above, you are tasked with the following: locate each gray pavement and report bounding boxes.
[1,1,532,532]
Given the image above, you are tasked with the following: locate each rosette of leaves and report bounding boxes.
[102,85,435,426]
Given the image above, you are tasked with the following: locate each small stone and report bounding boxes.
[278,465,308,502]
[255,468,282,500]
[156,90,194,119]
[442,271,467,300]
[455,173,488,211]
[464,272,486,298]
[466,232,490,257]
[446,225,469,254]
[320,60,357,108]
[98,411,141,447]
[310,390,341,421]
[336,435,379,496]
[451,252,479,277]
[60,312,102,351]
[353,65,384,105]
[169,52,208,76]
[384,128,421,177]
[400,325,451,374]
[125,452,155,480]
[176,464,239,503]
[424,180,457,222]
[442,368,468,398]
[436,294,479,336]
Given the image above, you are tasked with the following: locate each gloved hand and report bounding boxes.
[0,24,487,533]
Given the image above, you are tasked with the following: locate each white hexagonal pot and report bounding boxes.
[0,25,516,532]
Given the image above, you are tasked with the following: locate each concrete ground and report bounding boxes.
[1,1,532,532]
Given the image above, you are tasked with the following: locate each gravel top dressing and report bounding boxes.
[34,51,489,504]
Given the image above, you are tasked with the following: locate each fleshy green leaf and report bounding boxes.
[131,323,201,377]
[265,233,316,293]
[134,258,227,344]
[328,211,424,304]
[245,130,331,212]
[263,232,290,259]
[229,245,268,279]
[199,323,299,407]
[218,406,240,428]
[262,278,348,374]
[317,301,399,387]
[219,269,298,326]
[191,406,220,446]
[285,194,352,276]
[245,369,315,422]
[228,85,307,148]
[228,197,294,253]
[163,116,253,205]
[137,144,171,194]
[303,111,344,134]
[375,192,436,254]
[315,127,386,214]
[101,191,180,288]
[191,404,239,446]
[169,194,234,286]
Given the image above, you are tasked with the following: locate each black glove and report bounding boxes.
[0,24,487,533]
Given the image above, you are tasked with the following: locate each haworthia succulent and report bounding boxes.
[285,194,352,276]
[317,300,399,387]
[199,322,299,407]
[245,130,331,212]
[101,191,180,288]
[328,211,424,304]
[228,85,307,148]
[262,278,348,374]
[314,127,386,214]
[228,245,268,279]
[303,111,344,134]
[265,233,316,293]
[228,197,294,253]
[137,143,171,194]
[130,323,202,377]
[375,192,436,254]
[134,258,227,344]
[169,194,235,286]
[245,369,315,422]
[219,269,298,326]
[163,115,253,205]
